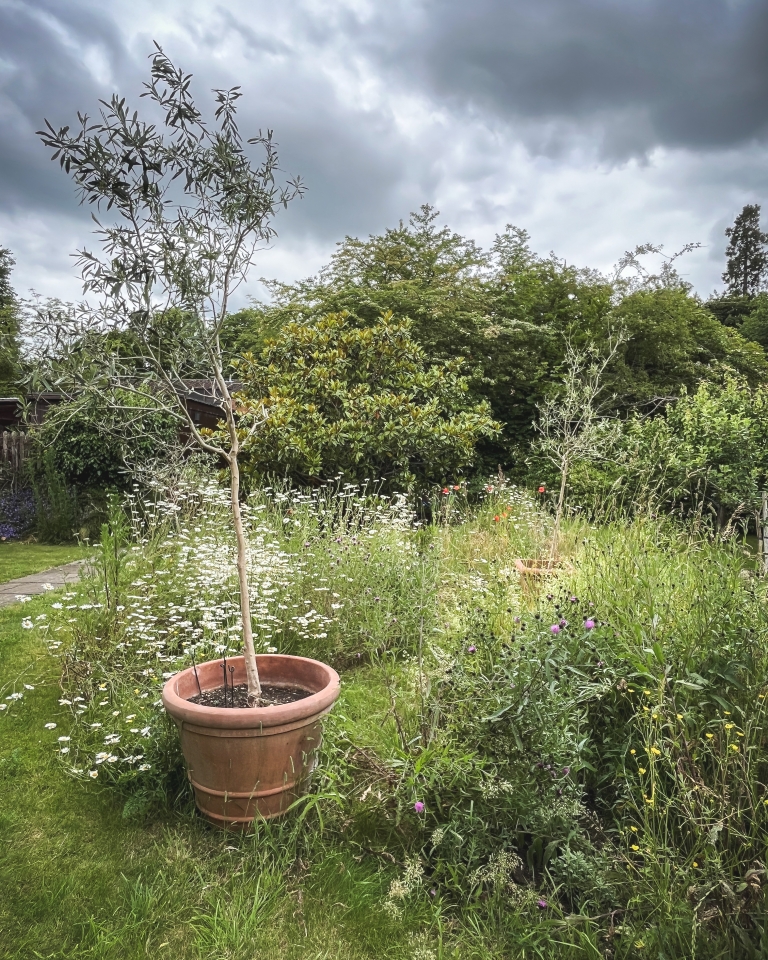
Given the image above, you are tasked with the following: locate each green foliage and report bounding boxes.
[224,209,768,480]
[608,288,768,405]
[234,312,499,490]
[31,390,178,490]
[741,294,768,349]
[705,292,757,329]
[0,246,22,397]
[31,450,81,544]
[585,378,768,525]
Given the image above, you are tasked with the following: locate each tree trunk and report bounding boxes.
[229,452,262,704]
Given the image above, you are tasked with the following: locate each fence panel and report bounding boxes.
[0,432,27,478]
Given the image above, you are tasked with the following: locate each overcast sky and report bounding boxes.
[2,0,768,307]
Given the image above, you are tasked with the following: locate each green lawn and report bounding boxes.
[0,596,437,960]
[0,543,86,583]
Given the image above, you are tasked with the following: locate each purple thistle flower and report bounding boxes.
[467,645,476,653]
[414,801,425,813]
[537,899,548,909]
[550,624,560,634]
[584,619,595,630]
[429,888,436,897]
[562,766,571,776]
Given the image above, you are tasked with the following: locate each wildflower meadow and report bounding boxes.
[1,470,766,959]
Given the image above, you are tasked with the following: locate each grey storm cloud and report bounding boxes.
[1,0,767,301]
[364,0,768,158]
[0,1,136,214]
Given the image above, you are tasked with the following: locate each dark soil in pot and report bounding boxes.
[188,683,312,709]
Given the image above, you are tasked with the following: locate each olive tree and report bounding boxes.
[34,44,303,704]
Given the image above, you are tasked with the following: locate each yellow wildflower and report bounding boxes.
[730,744,739,752]
[676,713,683,720]
[643,689,651,695]
[630,749,636,755]
[705,733,714,739]
[631,844,639,851]
[725,723,734,730]
[650,747,661,755]
[630,826,638,832]
[737,731,744,737]
[638,767,647,774]
[693,861,699,868]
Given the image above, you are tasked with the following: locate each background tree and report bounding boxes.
[33,44,303,705]
[232,312,499,491]
[722,204,768,297]
[739,294,768,350]
[607,288,768,406]
[0,246,22,396]
[224,211,768,480]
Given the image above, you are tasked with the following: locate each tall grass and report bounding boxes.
[6,474,766,958]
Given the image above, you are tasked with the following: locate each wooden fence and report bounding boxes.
[759,492,768,577]
[0,432,28,477]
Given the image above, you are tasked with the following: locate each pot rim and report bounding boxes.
[162,653,340,730]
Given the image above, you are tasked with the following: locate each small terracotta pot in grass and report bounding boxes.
[513,558,574,578]
[514,558,575,598]
[163,654,340,828]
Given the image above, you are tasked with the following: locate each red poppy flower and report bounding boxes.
[493,515,500,522]
[538,485,546,493]
[442,488,450,495]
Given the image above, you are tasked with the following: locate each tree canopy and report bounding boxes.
[224,208,768,477]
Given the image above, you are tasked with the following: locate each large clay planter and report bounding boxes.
[162,654,340,828]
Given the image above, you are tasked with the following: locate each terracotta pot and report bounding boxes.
[514,558,574,579]
[162,654,340,828]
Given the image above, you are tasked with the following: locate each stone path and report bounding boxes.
[0,560,87,607]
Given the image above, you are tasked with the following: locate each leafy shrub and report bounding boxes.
[31,451,81,543]
[233,312,499,491]
[31,390,178,491]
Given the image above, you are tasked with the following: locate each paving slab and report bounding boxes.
[0,560,88,607]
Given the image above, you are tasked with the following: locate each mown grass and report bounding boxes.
[0,596,452,960]
[0,543,86,583]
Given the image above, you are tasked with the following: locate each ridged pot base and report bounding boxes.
[162,655,340,828]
